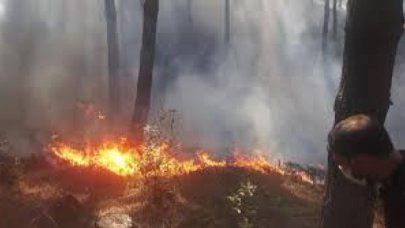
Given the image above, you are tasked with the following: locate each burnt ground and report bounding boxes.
[0,154,325,228]
[0,155,387,228]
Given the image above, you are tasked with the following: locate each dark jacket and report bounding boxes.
[382,150,405,228]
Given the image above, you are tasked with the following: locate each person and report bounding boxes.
[328,114,405,228]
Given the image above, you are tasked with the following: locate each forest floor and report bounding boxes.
[0,154,384,228]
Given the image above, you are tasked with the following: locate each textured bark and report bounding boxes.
[320,0,403,228]
[132,0,159,140]
[105,0,120,123]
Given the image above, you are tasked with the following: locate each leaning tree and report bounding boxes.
[320,0,403,228]
[132,0,159,140]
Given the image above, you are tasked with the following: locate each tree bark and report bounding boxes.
[322,0,330,50]
[225,0,230,44]
[332,0,337,40]
[132,0,159,140]
[105,0,120,124]
[320,0,403,228]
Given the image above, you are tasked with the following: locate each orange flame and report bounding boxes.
[196,151,226,168]
[51,141,138,176]
[50,138,300,181]
[233,153,285,175]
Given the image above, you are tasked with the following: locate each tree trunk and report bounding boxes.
[322,0,330,50]
[132,0,159,140]
[225,0,230,44]
[332,0,337,40]
[105,0,120,124]
[319,0,403,228]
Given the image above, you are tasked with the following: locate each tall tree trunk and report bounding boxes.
[105,0,120,124]
[132,0,159,140]
[322,0,330,50]
[225,0,230,44]
[332,0,337,40]
[320,0,403,228]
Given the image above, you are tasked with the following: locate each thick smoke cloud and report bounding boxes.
[0,1,108,155]
[156,0,341,164]
[7,0,402,165]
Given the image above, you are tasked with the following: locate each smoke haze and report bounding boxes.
[1,0,403,165]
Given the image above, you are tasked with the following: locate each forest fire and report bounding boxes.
[49,138,290,179]
[51,141,138,176]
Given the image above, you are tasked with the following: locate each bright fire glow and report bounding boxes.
[51,140,138,176]
[50,138,299,180]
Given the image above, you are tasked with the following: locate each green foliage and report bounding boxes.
[227,181,258,228]
[138,110,181,227]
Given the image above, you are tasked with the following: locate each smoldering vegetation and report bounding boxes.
[0,0,403,164]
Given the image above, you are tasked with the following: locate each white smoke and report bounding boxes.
[159,0,341,164]
[0,0,353,164]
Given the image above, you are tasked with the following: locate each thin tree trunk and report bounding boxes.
[225,0,230,44]
[319,0,403,228]
[332,0,337,40]
[322,0,330,50]
[132,0,159,140]
[105,0,120,123]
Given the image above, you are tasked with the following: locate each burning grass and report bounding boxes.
[49,137,290,181]
[0,107,324,227]
[0,137,325,228]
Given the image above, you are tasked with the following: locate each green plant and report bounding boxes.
[227,181,258,228]
[138,112,181,227]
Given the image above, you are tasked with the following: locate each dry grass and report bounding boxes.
[0,149,389,228]
[0,137,384,228]
[0,154,325,228]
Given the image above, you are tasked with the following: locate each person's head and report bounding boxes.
[329,114,395,182]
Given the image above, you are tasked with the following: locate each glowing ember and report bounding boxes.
[49,138,302,181]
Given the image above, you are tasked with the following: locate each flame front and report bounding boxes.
[50,139,288,179]
[96,147,137,176]
[51,141,138,176]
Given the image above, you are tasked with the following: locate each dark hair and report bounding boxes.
[328,114,393,158]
